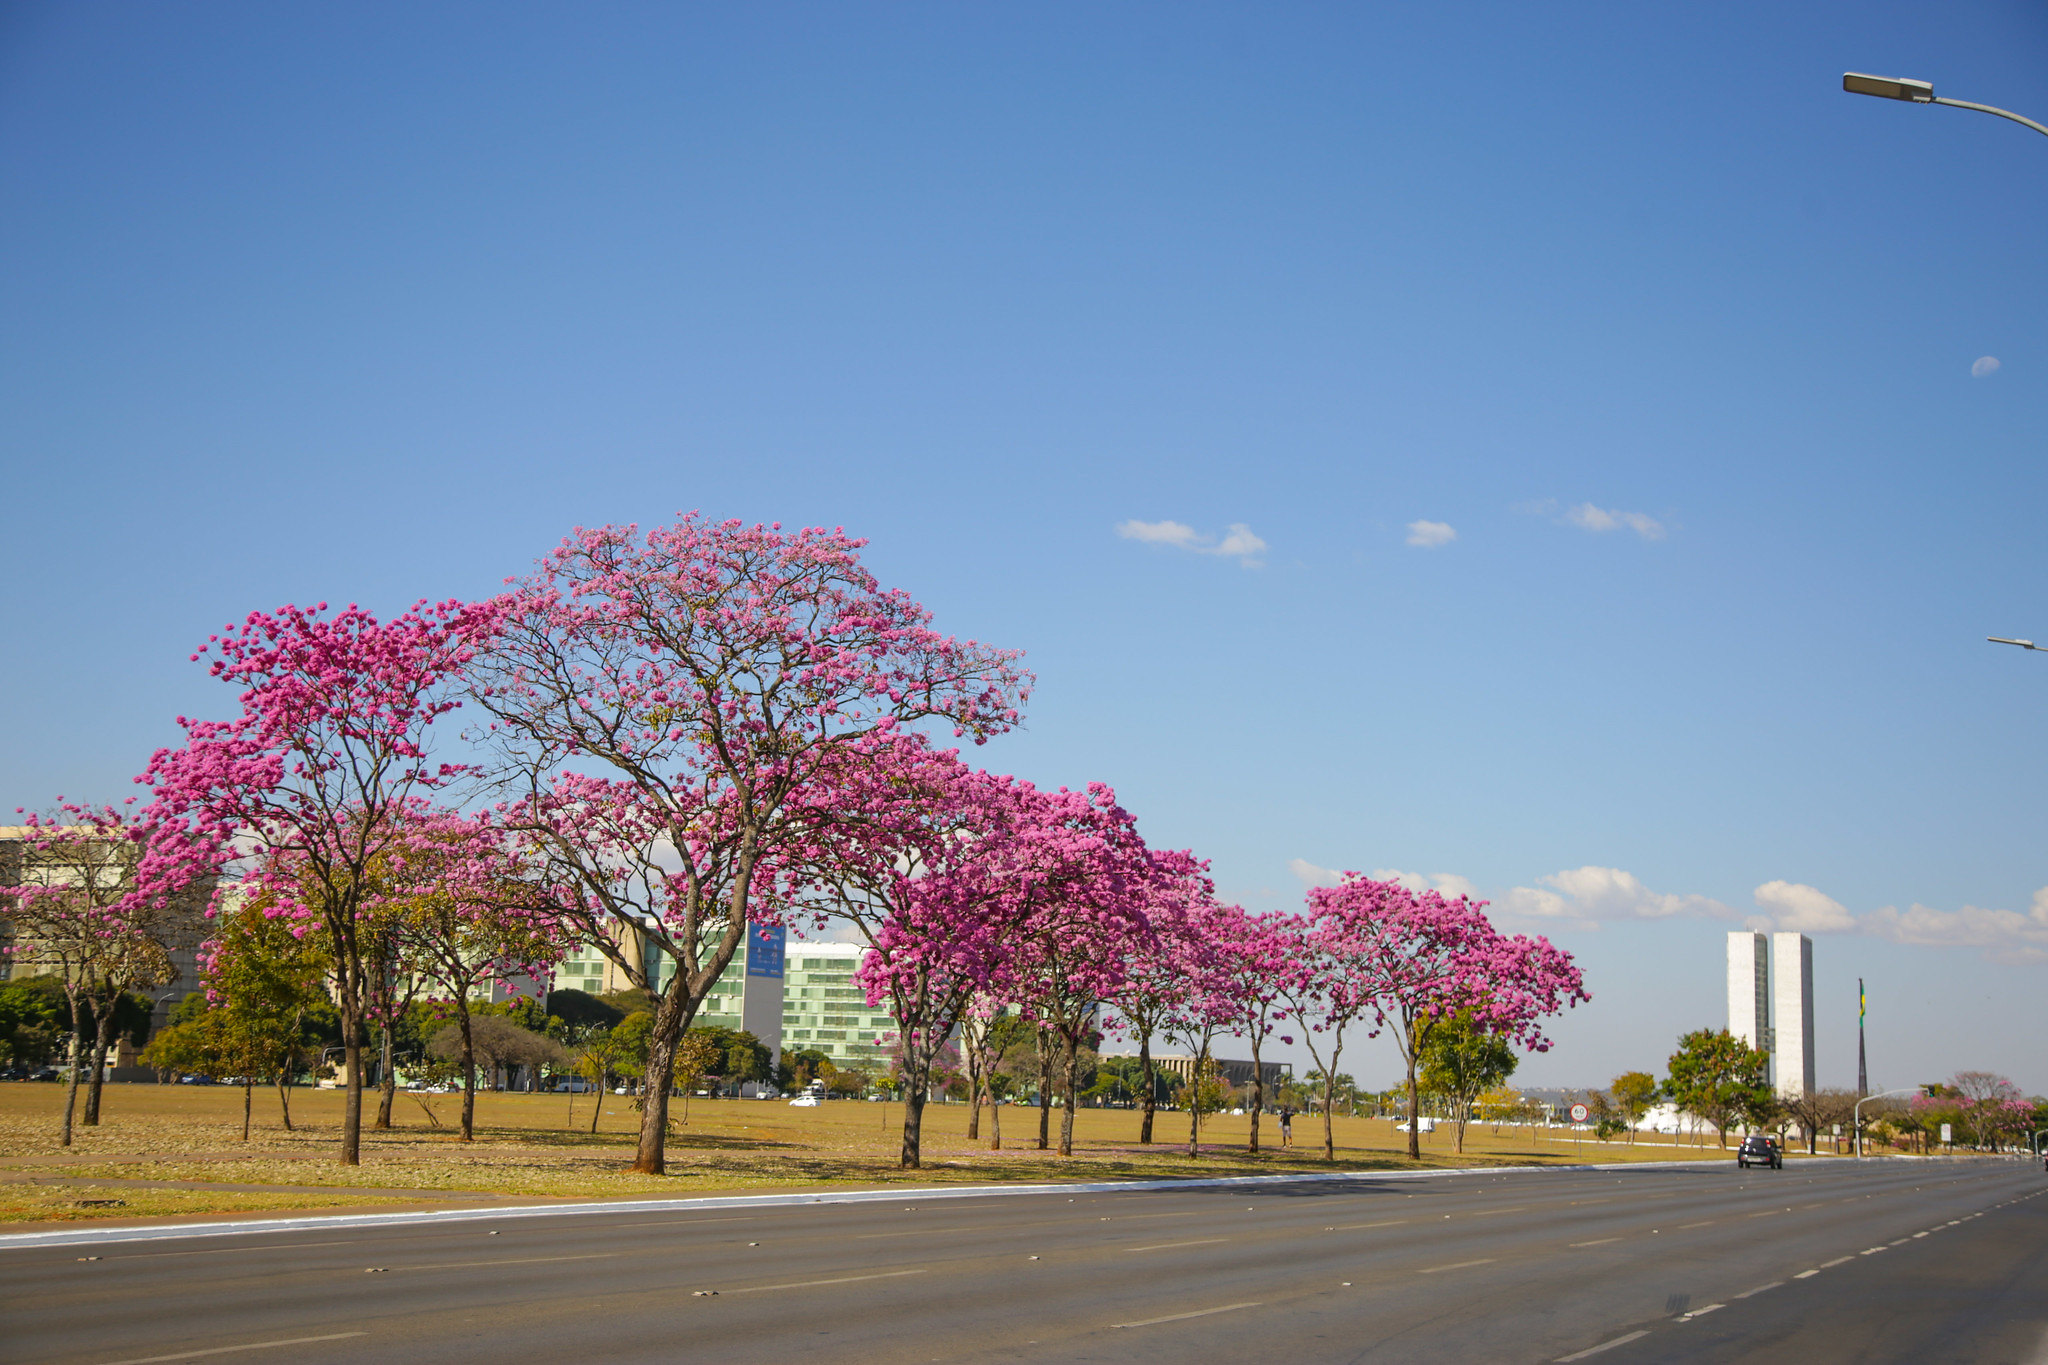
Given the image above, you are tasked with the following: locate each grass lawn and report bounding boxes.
[0,1081,1744,1225]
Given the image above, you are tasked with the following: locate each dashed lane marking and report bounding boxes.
[98,1333,368,1365]
[1329,1220,1409,1230]
[1124,1239,1228,1252]
[392,1254,617,1272]
[1555,1329,1650,1361]
[1819,1256,1853,1269]
[1419,1258,1497,1273]
[1114,1301,1261,1329]
[1731,1281,1783,1298]
[727,1269,927,1294]
[1794,1269,1821,1279]
[1680,1304,1724,1319]
[1569,1238,1623,1247]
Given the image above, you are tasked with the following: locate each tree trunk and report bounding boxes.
[59,996,84,1148]
[989,1094,1002,1151]
[963,1021,983,1142]
[1058,1033,1080,1158]
[1035,1029,1053,1151]
[339,1008,364,1166]
[629,983,690,1175]
[590,1069,606,1134]
[276,1070,295,1131]
[1137,1031,1156,1144]
[83,1003,116,1127]
[458,1001,477,1143]
[1321,1068,1339,1161]
[242,1080,253,1141]
[1246,1032,1264,1156]
[1404,1051,1422,1161]
[1187,1042,1209,1158]
[373,1023,396,1129]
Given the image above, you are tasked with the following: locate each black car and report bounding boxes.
[1737,1134,1783,1169]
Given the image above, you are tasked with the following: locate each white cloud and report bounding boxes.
[1751,880,1856,934]
[1499,866,1732,930]
[1405,519,1457,548]
[1287,858,1344,889]
[1859,890,2048,962]
[1565,503,1666,540]
[1287,859,1476,901]
[1971,355,2001,378]
[1116,519,1267,567]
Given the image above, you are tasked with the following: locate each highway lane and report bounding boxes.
[2,1157,2041,1363]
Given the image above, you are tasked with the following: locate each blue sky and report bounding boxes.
[5,3,2046,1093]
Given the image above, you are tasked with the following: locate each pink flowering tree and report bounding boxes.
[139,598,504,1165]
[1103,876,1220,1145]
[1206,906,1293,1155]
[468,516,1028,1175]
[785,741,1036,1168]
[1006,785,1189,1157]
[1153,899,1240,1158]
[1300,874,1588,1160]
[381,810,573,1142]
[1273,905,1382,1162]
[2,802,189,1144]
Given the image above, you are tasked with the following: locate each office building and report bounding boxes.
[1771,931,1815,1099]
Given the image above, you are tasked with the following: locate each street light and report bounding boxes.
[1843,73,2048,140]
[1854,1086,1918,1158]
[1988,637,2045,653]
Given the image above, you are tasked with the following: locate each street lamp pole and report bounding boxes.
[1854,1086,1918,1158]
[1842,73,2048,140]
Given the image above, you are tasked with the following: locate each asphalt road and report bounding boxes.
[3,1156,2043,1364]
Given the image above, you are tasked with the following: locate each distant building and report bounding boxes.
[1100,1052,1289,1091]
[1771,931,1815,1099]
[1726,930,1770,1063]
[551,932,898,1078]
[1724,928,1815,1098]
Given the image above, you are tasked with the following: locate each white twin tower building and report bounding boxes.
[1726,930,1815,1099]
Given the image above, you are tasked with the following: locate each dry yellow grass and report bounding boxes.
[0,1081,1731,1225]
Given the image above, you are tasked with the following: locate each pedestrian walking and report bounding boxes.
[1279,1106,1294,1148]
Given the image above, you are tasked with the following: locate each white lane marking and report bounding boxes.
[1681,1304,1725,1319]
[98,1333,367,1365]
[1125,1238,1228,1252]
[1463,1207,1531,1216]
[1889,1239,1908,1246]
[1794,1269,1821,1279]
[395,1253,616,1271]
[113,1240,363,1260]
[728,1269,926,1294]
[1912,1232,1929,1238]
[1820,1256,1854,1269]
[1732,1281,1783,1298]
[1860,1248,1887,1255]
[612,1217,756,1228]
[1555,1329,1650,1361]
[1678,1220,1714,1229]
[1115,1301,1262,1329]
[1419,1258,1497,1273]
[1570,1238,1623,1247]
[1329,1220,1408,1230]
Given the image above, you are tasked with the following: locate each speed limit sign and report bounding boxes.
[1569,1103,1590,1123]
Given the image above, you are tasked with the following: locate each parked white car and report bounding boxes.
[1392,1117,1437,1133]
[788,1094,822,1107]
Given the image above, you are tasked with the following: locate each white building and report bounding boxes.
[1725,928,1815,1098]
[1726,930,1770,1064]
[1770,931,1815,1099]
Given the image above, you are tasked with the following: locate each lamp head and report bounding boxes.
[1844,72,1935,102]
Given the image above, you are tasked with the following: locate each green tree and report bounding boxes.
[1418,1012,1520,1154]
[205,892,336,1131]
[0,978,62,1066]
[1609,1070,1658,1144]
[1661,1029,1774,1147]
